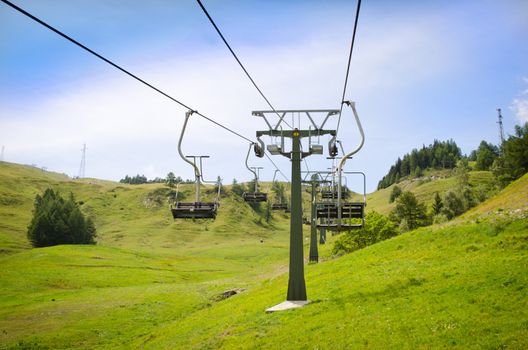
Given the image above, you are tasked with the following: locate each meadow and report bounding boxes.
[0,161,526,349]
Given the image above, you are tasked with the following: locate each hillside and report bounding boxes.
[0,162,527,349]
[366,170,496,215]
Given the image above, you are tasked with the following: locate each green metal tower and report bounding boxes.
[253,109,339,301]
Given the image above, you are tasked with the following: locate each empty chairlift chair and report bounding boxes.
[170,110,220,220]
[242,142,268,203]
[315,101,366,231]
[271,203,288,210]
[270,170,288,210]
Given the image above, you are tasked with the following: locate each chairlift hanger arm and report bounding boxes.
[272,169,279,182]
[337,101,364,173]
[245,143,258,181]
[337,101,365,229]
[179,111,201,179]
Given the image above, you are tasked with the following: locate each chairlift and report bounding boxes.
[242,143,268,203]
[319,168,349,199]
[270,170,289,211]
[316,101,366,231]
[170,110,220,219]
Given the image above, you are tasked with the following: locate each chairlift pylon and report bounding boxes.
[170,110,220,219]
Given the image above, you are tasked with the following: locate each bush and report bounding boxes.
[332,211,398,255]
[492,122,528,186]
[389,185,402,203]
[231,179,245,197]
[27,188,96,247]
[390,191,428,231]
[442,191,465,220]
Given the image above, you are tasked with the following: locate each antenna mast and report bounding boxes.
[78,143,86,178]
[497,108,505,146]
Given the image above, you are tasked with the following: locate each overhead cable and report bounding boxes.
[264,152,289,182]
[0,0,253,143]
[195,0,292,129]
[2,0,291,181]
[336,0,362,135]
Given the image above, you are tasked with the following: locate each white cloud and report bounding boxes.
[511,97,528,123]
[510,77,528,123]
[0,2,491,190]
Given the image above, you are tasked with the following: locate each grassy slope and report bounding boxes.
[140,174,528,349]
[0,162,300,349]
[143,219,528,349]
[366,170,496,215]
[463,173,528,218]
[0,162,526,349]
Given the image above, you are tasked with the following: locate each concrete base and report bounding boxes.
[266,300,310,313]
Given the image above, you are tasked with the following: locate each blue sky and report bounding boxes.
[1,0,527,192]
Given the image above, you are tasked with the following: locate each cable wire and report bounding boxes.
[336,0,362,134]
[195,0,292,130]
[264,152,289,182]
[0,0,254,143]
[2,0,291,182]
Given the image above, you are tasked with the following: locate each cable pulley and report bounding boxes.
[253,138,265,158]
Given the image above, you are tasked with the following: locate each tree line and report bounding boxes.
[335,121,528,255]
[377,140,462,189]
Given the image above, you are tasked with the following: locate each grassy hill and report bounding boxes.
[366,169,496,215]
[0,162,526,349]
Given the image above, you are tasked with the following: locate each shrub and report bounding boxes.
[442,191,465,220]
[390,191,428,231]
[389,185,402,203]
[332,211,398,255]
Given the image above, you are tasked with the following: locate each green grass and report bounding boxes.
[366,170,496,215]
[139,218,528,349]
[0,161,527,349]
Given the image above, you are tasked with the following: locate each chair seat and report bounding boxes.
[171,202,217,219]
[315,202,365,219]
[243,192,268,202]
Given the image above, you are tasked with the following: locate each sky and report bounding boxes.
[1,0,527,192]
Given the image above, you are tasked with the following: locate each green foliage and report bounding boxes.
[442,191,465,219]
[475,140,499,170]
[271,181,286,204]
[432,192,443,215]
[120,174,148,184]
[493,122,528,186]
[214,176,224,196]
[165,172,176,188]
[388,185,402,203]
[332,211,398,255]
[27,189,96,247]
[455,159,477,210]
[390,191,428,231]
[378,139,462,189]
[231,178,245,197]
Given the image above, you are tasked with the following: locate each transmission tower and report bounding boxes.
[78,143,86,178]
[497,108,505,146]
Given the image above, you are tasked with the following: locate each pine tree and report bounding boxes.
[432,192,443,215]
[27,189,96,247]
[390,191,428,230]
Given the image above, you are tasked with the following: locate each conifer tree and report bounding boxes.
[27,189,96,247]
